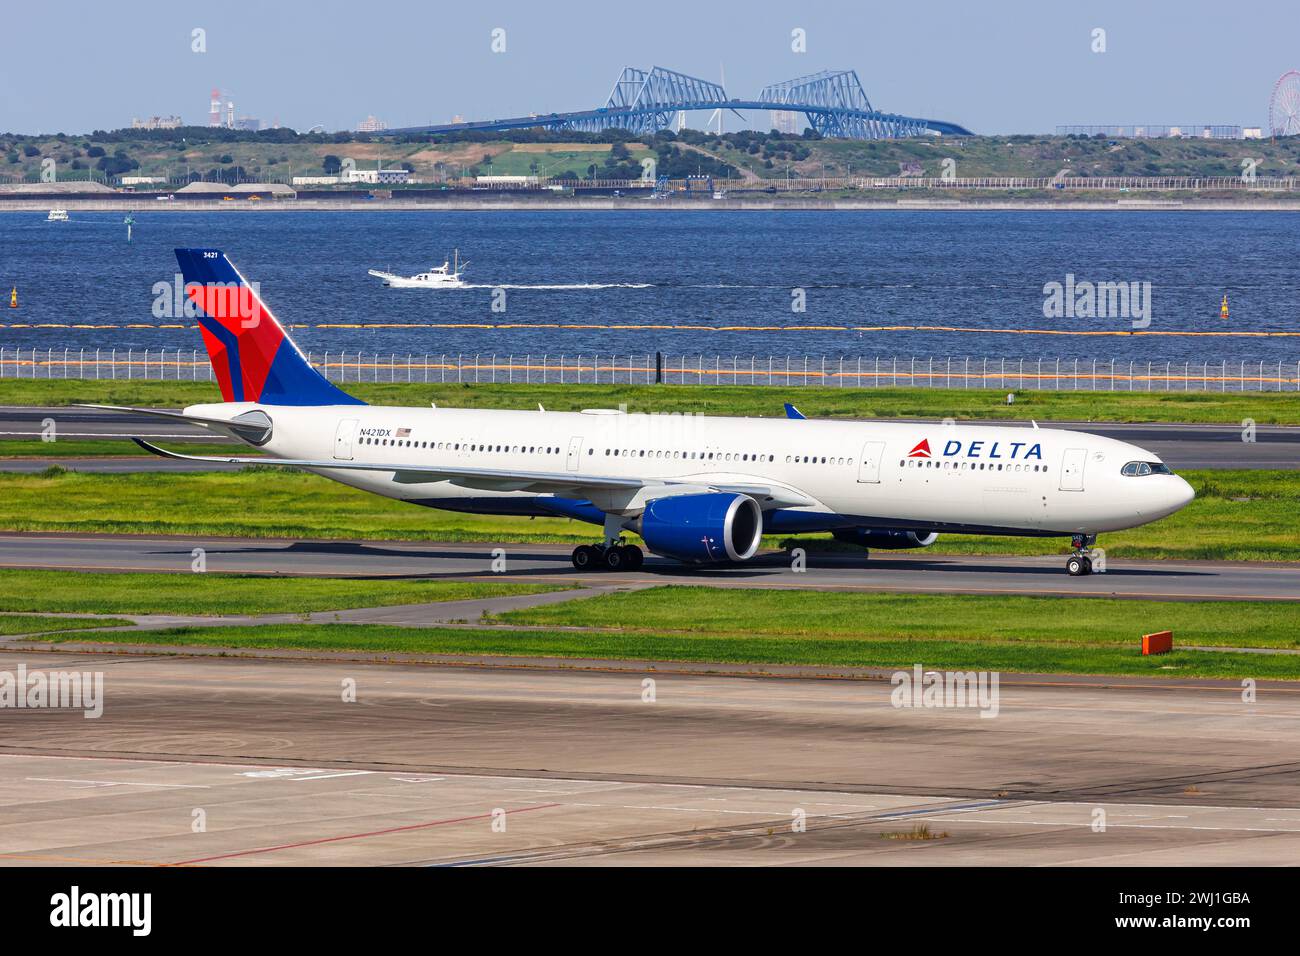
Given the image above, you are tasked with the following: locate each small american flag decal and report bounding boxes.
[396,427,411,438]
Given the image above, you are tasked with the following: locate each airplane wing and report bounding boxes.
[131,439,813,508]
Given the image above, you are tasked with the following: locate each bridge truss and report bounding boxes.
[395,65,971,139]
[757,69,927,139]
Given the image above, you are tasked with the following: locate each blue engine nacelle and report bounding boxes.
[832,528,939,550]
[637,493,763,564]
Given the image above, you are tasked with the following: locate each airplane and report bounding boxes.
[88,248,1196,577]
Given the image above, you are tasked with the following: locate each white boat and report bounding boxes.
[368,249,468,289]
[46,209,69,222]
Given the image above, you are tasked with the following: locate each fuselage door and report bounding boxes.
[857,440,886,483]
[566,435,584,472]
[1059,447,1087,492]
[334,419,358,461]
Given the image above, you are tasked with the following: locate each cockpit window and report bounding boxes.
[1121,461,1173,477]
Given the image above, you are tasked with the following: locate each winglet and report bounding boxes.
[784,403,806,420]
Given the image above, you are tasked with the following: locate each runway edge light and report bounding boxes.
[1142,630,1174,655]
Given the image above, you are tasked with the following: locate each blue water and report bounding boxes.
[1,209,1296,364]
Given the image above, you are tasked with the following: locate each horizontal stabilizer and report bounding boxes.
[78,404,273,444]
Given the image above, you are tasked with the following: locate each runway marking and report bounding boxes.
[168,802,562,866]
[1,560,1296,602]
[621,804,783,815]
[8,645,1300,694]
[873,799,1006,818]
[288,770,376,782]
[24,776,209,789]
[0,851,165,866]
[0,432,211,438]
[911,798,1300,833]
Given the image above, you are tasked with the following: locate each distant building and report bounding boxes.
[1057,124,1245,140]
[343,167,410,184]
[120,176,165,185]
[235,117,262,132]
[1244,127,1265,139]
[770,110,798,135]
[476,175,539,186]
[131,115,183,130]
[356,115,387,133]
[292,175,341,186]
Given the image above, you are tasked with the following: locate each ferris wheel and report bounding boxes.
[1269,70,1300,136]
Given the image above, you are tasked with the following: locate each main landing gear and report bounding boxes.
[573,515,646,572]
[571,542,644,572]
[574,515,644,567]
[1066,534,1097,576]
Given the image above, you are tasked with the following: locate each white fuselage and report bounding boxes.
[190,402,1196,538]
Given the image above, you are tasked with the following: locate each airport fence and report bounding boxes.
[0,346,1297,392]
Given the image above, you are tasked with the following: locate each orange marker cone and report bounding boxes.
[1220,294,1229,321]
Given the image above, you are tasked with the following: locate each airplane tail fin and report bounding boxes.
[174,248,363,406]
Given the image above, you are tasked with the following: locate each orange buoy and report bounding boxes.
[8,287,15,309]
[1220,294,1229,320]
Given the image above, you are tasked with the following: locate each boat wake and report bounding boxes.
[458,282,654,290]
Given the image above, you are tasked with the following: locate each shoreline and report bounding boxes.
[7,198,1300,213]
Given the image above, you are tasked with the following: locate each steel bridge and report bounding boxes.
[395,66,971,139]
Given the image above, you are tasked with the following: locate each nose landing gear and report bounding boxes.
[1066,534,1097,576]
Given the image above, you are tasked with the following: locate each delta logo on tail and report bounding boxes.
[175,248,362,407]
[907,439,932,458]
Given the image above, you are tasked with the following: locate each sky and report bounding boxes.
[0,0,1294,135]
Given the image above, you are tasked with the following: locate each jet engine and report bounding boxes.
[637,493,763,564]
[832,528,939,550]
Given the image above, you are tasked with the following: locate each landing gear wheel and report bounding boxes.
[572,545,599,571]
[604,546,626,571]
[1081,556,1093,575]
[623,544,644,570]
[1066,556,1087,576]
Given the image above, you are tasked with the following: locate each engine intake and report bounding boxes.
[638,493,763,564]
[832,528,938,550]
